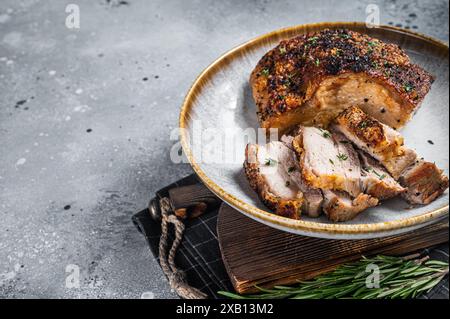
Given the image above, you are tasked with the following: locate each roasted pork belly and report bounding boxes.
[322,190,378,222]
[251,29,434,134]
[399,161,449,205]
[334,106,448,204]
[358,151,406,200]
[281,134,324,217]
[291,126,362,197]
[334,106,416,179]
[244,142,304,219]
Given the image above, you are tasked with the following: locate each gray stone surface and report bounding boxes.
[0,0,448,299]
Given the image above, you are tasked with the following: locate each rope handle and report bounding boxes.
[155,197,208,299]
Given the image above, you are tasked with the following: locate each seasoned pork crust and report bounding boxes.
[251,29,434,134]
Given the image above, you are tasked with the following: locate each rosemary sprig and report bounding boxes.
[367,167,386,180]
[218,255,449,299]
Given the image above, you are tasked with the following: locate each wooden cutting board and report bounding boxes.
[217,204,449,294]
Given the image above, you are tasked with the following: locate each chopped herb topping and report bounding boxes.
[319,128,331,138]
[279,46,287,54]
[265,158,277,166]
[329,159,335,165]
[368,41,378,47]
[334,48,342,56]
[288,166,296,173]
[315,58,320,66]
[358,120,370,129]
[340,140,350,144]
[337,154,348,161]
[367,167,386,180]
[403,83,414,92]
[261,68,270,77]
[285,181,291,187]
[340,34,351,39]
[308,36,319,45]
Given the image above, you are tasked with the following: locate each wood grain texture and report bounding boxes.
[217,204,449,294]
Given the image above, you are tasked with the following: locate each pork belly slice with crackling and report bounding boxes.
[334,106,449,204]
[244,142,304,219]
[251,29,434,135]
[333,106,417,179]
[280,134,324,217]
[399,161,449,205]
[322,190,379,222]
[358,151,406,200]
[291,126,363,197]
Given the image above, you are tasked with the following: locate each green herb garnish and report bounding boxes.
[367,167,387,180]
[285,181,291,187]
[308,36,319,46]
[319,128,331,138]
[261,68,270,77]
[288,166,296,173]
[315,58,320,67]
[265,158,277,166]
[337,153,348,161]
[403,83,414,92]
[358,120,370,129]
[329,159,335,165]
[218,254,449,299]
[279,46,287,54]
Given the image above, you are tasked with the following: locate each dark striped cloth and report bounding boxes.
[132,174,449,299]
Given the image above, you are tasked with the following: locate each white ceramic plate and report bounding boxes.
[180,22,449,239]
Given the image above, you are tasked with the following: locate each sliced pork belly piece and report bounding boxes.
[244,142,304,219]
[358,151,406,200]
[292,126,362,197]
[334,106,417,179]
[281,135,324,218]
[334,106,449,204]
[322,190,379,222]
[399,161,449,205]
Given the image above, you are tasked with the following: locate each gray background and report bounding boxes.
[0,0,448,299]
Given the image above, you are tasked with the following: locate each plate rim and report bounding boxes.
[179,21,449,236]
